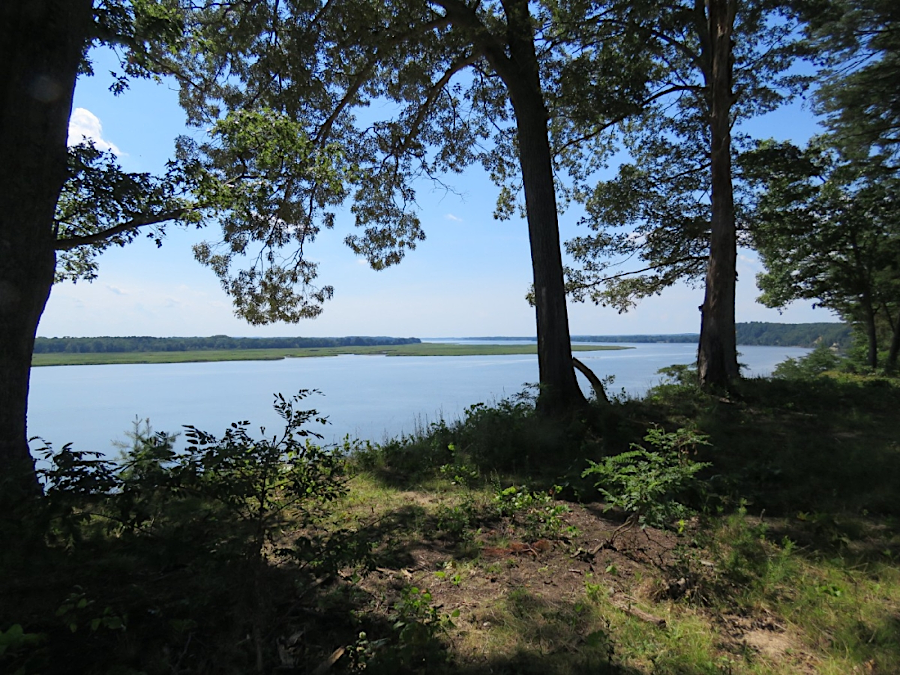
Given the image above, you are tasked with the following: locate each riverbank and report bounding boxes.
[31,342,628,367]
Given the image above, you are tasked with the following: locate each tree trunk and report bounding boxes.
[501,0,587,414]
[887,316,900,372]
[862,312,879,370]
[0,0,91,504]
[697,0,740,390]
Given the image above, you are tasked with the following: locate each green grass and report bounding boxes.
[31,343,627,367]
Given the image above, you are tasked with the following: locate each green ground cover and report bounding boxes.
[4,371,899,674]
[30,342,626,366]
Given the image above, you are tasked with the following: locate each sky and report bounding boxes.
[41,48,839,339]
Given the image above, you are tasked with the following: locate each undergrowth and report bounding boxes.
[3,373,899,674]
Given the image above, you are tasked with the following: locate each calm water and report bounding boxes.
[27,342,809,456]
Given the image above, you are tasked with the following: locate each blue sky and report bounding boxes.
[41,48,838,339]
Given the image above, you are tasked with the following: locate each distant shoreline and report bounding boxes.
[438,321,850,348]
[31,343,629,367]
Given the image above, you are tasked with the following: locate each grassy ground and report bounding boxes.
[3,373,899,674]
[31,343,626,367]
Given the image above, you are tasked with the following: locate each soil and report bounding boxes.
[336,491,822,673]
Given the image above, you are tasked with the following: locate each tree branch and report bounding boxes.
[54,209,191,251]
[429,0,516,81]
[315,16,453,145]
[556,85,701,154]
[396,50,483,156]
[570,255,704,289]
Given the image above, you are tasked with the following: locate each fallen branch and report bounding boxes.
[610,595,667,628]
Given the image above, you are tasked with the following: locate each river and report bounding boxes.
[27,342,809,456]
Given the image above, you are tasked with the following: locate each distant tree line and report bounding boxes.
[732,322,851,348]
[571,322,851,348]
[32,336,421,354]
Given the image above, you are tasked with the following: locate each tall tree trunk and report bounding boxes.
[882,304,899,372]
[0,0,91,505]
[502,0,587,414]
[698,0,739,390]
[862,312,879,370]
[887,313,900,372]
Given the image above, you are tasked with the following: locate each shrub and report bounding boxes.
[17,391,362,674]
[773,343,842,379]
[582,427,711,536]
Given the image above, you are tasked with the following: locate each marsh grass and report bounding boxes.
[31,343,621,367]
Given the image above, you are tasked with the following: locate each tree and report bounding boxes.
[164,0,656,413]
[558,0,806,388]
[2,0,645,499]
[746,0,900,370]
[744,140,900,370]
[799,0,900,165]
[0,1,202,502]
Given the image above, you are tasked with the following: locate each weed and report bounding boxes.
[493,484,572,540]
[356,586,458,671]
[435,495,480,541]
[439,443,481,487]
[582,427,711,540]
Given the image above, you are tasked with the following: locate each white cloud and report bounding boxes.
[445,213,463,222]
[68,108,121,155]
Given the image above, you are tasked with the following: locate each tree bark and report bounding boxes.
[501,0,587,414]
[697,0,740,390]
[0,0,92,503]
[862,310,879,370]
[573,357,610,404]
[887,311,900,371]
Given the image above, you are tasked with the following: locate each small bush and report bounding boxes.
[773,343,842,379]
[582,427,711,534]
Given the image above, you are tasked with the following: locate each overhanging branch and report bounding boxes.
[570,255,704,289]
[54,209,191,251]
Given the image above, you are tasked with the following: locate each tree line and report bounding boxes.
[31,335,421,354]
[474,322,852,348]
[574,322,852,348]
[2,0,898,499]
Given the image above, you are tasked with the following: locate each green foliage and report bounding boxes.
[37,391,349,568]
[701,505,799,606]
[734,321,852,348]
[16,391,366,673]
[186,107,350,323]
[54,588,126,635]
[656,363,699,388]
[773,343,842,379]
[439,444,480,488]
[353,586,457,672]
[0,624,46,675]
[353,388,600,484]
[56,141,202,283]
[391,586,456,659]
[744,137,900,370]
[33,335,420,354]
[564,0,807,311]
[582,428,711,531]
[435,496,479,541]
[800,0,900,164]
[494,485,573,540]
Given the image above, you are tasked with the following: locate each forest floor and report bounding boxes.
[291,473,900,675]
